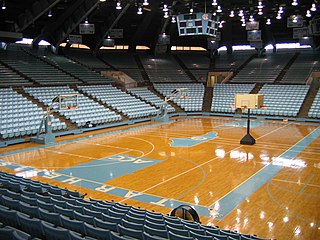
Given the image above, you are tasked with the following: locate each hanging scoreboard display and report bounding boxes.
[177,13,219,37]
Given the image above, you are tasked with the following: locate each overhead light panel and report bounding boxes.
[142,0,149,6]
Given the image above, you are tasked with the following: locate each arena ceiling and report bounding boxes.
[0,0,319,52]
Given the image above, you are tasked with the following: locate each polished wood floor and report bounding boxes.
[0,116,319,240]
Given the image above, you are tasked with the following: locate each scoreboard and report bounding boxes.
[177,12,219,37]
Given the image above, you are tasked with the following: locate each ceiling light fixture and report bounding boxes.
[278,6,284,14]
[164,11,169,18]
[276,13,282,19]
[2,0,6,10]
[84,18,89,24]
[258,9,263,15]
[48,9,52,17]
[142,0,149,6]
[137,6,143,15]
[116,1,122,10]
[266,18,271,25]
[310,3,317,11]
[249,15,254,22]
[292,15,298,23]
[163,4,168,12]
[171,16,176,23]
[238,10,244,17]
[258,1,263,9]
[292,0,298,6]
[212,0,218,6]
[229,10,235,17]
[306,10,311,17]
[216,6,222,13]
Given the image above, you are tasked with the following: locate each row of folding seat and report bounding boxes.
[79,85,158,119]
[0,170,269,240]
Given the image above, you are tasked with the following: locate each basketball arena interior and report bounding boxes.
[0,0,320,240]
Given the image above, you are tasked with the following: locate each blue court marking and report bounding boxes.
[0,121,174,157]
[57,154,160,182]
[0,126,318,219]
[170,131,218,147]
[224,120,264,128]
[210,127,320,220]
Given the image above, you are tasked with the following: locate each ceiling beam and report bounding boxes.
[17,0,61,32]
[93,3,131,54]
[129,1,163,50]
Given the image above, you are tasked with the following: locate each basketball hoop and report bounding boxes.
[67,105,77,114]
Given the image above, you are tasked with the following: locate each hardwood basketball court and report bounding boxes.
[0,116,319,240]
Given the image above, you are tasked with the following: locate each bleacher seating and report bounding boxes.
[127,87,176,113]
[0,62,32,86]
[154,83,204,111]
[102,52,145,83]
[140,54,192,83]
[0,47,81,85]
[281,52,320,84]
[78,85,158,119]
[0,88,66,139]
[0,170,270,240]
[213,51,255,69]
[231,54,293,83]
[211,84,255,113]
[252,84,309,117]
[65,49,108,69]
[24,86,121,127]
[43,54,113,84]
[308,89,320,118]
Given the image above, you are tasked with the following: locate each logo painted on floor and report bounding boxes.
[224,120,264,128]
[169,131,218,147]
[57,154,161,182]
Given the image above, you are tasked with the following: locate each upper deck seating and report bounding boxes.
[140,54,192,83]
[231,54,293,83]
